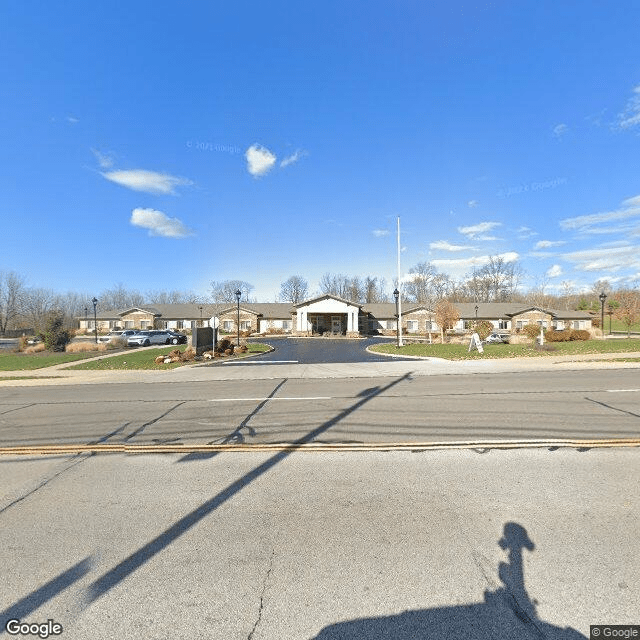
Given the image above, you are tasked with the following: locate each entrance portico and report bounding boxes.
[294,294,362,337]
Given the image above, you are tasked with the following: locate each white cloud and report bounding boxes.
[66,116,79,124]
[457,221,502,239]
[130,208,193,238]
[245,144,277,177]
[559,198,640,232]
[102,170,192,195]
[561,244,640,273]
[467,200,479,208]
[546,264,563,278]
[280,149,307,168]
[372,229,390,237]
[553,123,568,138]
[429,240,474,252]
[617,85,640,130]
[517,226,537,239]
[91,148,114,169]
[535,240,566,249]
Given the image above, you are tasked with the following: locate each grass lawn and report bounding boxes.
[0,351,109,371]
[66,342,272,371]
[604,318,640,333]
[369,338,640,360]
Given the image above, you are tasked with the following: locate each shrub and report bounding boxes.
[17,336,29,352]
[42,314,72,352]
[66,342,108,353]
[569,329,590,341]
[216,338,232,352]
[545,329,570,342]
[25,343,46,354]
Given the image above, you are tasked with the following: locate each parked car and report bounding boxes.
[484,333,510,344]
[26,336,41,345]
[127,330,174,347]
[98,330,139,344]
[166,330,188,345]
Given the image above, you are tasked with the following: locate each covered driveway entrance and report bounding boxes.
[295,294,361,337]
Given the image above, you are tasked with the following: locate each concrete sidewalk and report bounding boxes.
[1,351,640,386]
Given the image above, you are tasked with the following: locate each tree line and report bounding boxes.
[1,259,639,335]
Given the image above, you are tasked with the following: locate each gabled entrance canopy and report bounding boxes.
[294,294,362,336]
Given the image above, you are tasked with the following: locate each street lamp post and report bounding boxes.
[608,309,613,335]
[393,288,403,348]
[599,291,607,339]
[84,307,88,334]
[475,304,478,327]
[199,305,203,327]
[92,297,98,343]
[235,289,241,346]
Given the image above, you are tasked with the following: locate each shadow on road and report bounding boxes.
[313,522,585,639]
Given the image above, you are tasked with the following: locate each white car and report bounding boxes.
[98,330,139,344]
[127,330,173,347]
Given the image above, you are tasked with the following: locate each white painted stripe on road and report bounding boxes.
[222,360,299,364]
[606,389,640,393]
[209,397,332,402]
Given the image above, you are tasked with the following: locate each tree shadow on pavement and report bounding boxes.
[312,522,586,639]
[82,372,414,607]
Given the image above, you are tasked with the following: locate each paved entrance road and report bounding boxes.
[226,336,416,364]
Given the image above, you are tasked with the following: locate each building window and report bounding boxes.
[176,320,184,330]
[498,319,508,329]
[387,320,397,330]
[223,320,232,331]
[124,321,133,329]
[282,320,291,331]
[140,320,150,329]
[240,320,251,330]
[407,320,418,333]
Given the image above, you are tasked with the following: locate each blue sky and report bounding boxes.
[1,1,639,302]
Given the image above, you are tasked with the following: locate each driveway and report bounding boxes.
[232,336,415,364]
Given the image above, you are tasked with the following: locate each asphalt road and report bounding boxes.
[1,369,640,447]
[0,447,637,639]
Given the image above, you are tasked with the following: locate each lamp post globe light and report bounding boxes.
[92,297,98,343]
[235,289,241,346]
[599,291,607,339]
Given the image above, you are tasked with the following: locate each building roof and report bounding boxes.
[294,293,363,308]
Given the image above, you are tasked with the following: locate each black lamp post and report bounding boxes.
[199,305,203,327]
[84,307,88,334]
[599,291,607,338]
[92,297,98,343]
[393,288,402,348]
[235,289,241,346]
[475,304,479,326]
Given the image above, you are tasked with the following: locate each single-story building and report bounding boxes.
[78,296,592,336]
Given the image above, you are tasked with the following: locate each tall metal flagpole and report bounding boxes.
[397,216,403,347]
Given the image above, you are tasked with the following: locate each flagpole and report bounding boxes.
[397,216,403,347]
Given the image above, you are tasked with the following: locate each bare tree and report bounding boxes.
[363,276,389,303]
[0,271,26,335]
[404,262,437,305]
[210,280,255,304]
[98,283,145,310]
[318,273,350,299]
[22,287,58,333]
[466,256,523,302]
[279,276,308,304]
[145,289,200,305]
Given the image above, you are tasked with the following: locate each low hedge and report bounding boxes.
[545,328,590,342]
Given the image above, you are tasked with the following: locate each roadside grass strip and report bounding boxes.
[0,351,107,371]
[369,338,640,360]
